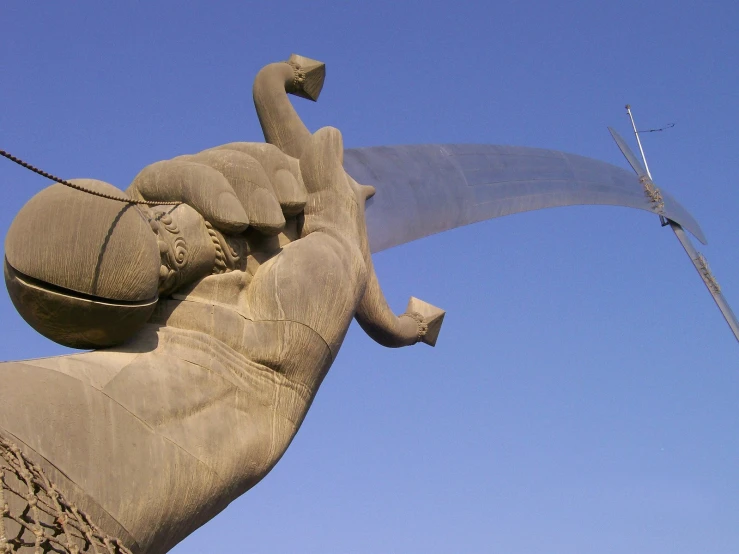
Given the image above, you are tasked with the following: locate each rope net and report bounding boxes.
[0,435,132,554]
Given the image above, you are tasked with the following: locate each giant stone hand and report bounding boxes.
[0,55,443,554]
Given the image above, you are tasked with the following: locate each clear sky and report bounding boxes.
[1,1,738,552]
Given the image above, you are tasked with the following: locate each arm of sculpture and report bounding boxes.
[1,54,446,554]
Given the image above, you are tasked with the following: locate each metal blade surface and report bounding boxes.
[609,125,738,343]
[345,143,707,253]
[608,127,648,177]
[670,222,739,342]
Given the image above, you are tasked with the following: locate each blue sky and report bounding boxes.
[1,1,738,552]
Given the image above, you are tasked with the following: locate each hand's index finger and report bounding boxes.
[128,160,249,234]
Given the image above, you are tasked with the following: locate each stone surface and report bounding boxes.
[1,55,443,553]
[406,296,446,347]
[5,180,161,302]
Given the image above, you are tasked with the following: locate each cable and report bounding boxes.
[638,122,675,133]
[0,149,180,206]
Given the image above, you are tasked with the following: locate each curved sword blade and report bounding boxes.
[670,221,739,342]
[609,126,739,343]
[344,143,707,254]
[608,127,648,177]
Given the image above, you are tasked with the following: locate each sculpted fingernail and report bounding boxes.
[215,192,249,232]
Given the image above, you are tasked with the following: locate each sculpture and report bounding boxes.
[0,54,722,553]
[0,55,443,554]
